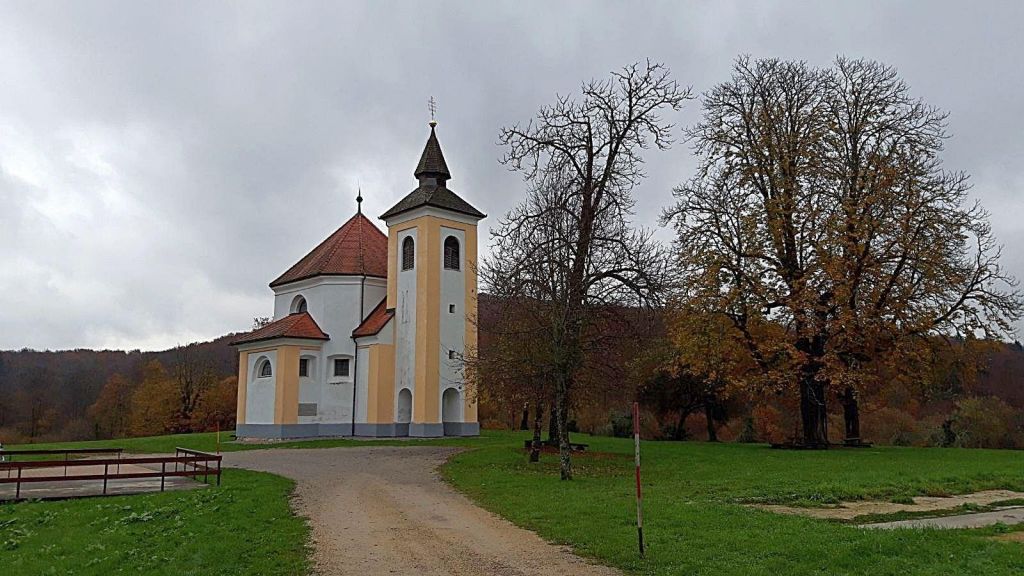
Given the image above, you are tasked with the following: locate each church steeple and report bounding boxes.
[414,122,451,186]
[380,121,485,221]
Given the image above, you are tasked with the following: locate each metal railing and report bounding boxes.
[0,448,222,500]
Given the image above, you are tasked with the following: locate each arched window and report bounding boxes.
[402,237,415,271]
[290,295,307,314]
[256,357,273,378]
[443,236,460,270]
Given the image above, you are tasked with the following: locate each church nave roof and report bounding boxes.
[270,212,389,288]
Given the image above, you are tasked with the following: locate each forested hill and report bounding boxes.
[0,333,241,442]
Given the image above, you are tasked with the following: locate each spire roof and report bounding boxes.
[413,122,450,181]
[270,211,388,287]
[381,124,485,221]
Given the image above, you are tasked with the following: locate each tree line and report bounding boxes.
[477,57,1021,480]
[0,337,238,443]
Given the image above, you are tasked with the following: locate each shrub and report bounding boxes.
[735,416,757,443]
[751,404,789,444]
[949,396,1020,449]
[862,407,925,446]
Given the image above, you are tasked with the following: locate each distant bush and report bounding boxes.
[751,404,789,444]
[735,416,757,443]
[863,407,925,446]
[949,396,1022,449]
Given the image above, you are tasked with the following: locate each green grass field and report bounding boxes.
[6,429,501,457]
[5,430,1024,574]
[0,469,308,576]
[442,435,1024,575]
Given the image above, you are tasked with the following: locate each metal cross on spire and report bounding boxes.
[428,96,437,127]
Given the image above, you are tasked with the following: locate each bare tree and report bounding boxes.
[169,344,218,433]
[487,61,690,479]
[665,56,1021,446]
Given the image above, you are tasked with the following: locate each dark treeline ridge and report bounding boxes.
[0,333,240,443]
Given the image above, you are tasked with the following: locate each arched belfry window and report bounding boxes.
[402,237,415,271]
[257,357,273,378]
[443,236,460,270]
[290,295,307,314]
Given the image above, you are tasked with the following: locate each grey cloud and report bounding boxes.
[1,1,1022,349]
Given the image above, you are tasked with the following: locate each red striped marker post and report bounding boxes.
[633,401,645,557]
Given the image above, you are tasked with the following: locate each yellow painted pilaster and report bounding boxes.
[463,223,479,423]
[414,219,442,424]
[386,227,399,309]
[236,352,249,424]
[365,344,396,423]
[274,346,300,424]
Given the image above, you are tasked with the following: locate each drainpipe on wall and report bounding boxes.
[351,274,366,436]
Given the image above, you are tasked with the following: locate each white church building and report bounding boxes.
[232,122,484,439]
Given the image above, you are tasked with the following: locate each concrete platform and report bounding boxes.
[862,506,1024,530]
[0,460,206,501]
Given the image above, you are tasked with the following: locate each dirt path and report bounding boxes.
[224,446,620,576]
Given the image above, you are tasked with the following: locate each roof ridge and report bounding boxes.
[270,212,389,287]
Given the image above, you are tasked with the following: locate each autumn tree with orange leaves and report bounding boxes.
[665,56,1021,446]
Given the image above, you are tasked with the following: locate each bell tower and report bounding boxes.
[381,121,485,437]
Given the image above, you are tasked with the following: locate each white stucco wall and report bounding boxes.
[395,228,418,420]
[439,226,466,423]
[246,350,277,424]
[269,275,387,425]
[298,351,321,423]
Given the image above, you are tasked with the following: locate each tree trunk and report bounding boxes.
[799,377,829,447]
[796,335,829,447]
[554,374,573,480]
[519,402,530,431]
[674,409,688,440]
[547,403,557,444]
[841,386,861,442]
[704,400,719,442]
[530,398,544,463]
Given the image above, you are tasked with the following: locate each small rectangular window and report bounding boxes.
[334,358,350,377]
[448,304,455,314]
[448,350,456,360]
[299,358,309,378]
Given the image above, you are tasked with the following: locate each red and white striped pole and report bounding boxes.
[633,401,645,557]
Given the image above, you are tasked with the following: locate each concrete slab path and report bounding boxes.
[862,506,1024,530]
[223,446,620,576]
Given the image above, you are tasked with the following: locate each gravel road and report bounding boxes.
[224,446,620,576]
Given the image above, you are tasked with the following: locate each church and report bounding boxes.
[232,121,484,439]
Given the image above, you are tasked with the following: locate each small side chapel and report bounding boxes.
[232,121,485,439]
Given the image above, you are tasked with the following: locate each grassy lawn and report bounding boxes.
[442,434,1024,575]
[0,469,308,576]
[7,430,1024,574]
[7,429,499,456]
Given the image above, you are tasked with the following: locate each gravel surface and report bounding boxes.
[224,446,620,576]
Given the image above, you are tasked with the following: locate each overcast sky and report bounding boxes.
[1,1,1022,351]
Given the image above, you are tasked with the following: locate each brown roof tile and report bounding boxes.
[231,312,329,346]
[352,298,394,338]
[270,212,388,288]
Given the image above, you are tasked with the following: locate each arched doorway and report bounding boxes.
[442,388,461,436]
[396,388,412,436]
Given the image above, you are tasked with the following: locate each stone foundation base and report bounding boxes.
[236,421,479,440]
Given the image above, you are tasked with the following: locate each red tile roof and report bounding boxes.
[352,298,394,338]
[270,212,388,288]
[231,312,330,346]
